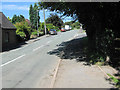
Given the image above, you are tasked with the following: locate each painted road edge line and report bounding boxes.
[50,59,62,88]
[1,54,25,67]
[97,65,110,79]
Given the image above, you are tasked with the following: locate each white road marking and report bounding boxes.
[68,34,78,41]
[33,45,44,52]
[1,54,25,67]
[46,40,52,44]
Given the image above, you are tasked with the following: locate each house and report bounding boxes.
[0,12,17,51]
[25,19,30,25]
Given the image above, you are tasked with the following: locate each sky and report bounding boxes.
[1,1,73,23]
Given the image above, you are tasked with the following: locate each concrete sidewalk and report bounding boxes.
[54,59,116,88]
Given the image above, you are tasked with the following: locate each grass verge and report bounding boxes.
[107,73,120,88]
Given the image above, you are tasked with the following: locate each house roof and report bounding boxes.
[0,12,16,29]
[25,19,30,25]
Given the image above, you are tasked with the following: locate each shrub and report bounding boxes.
[14,21,31,40]
[31,31,38,35]
[76,26,80,29]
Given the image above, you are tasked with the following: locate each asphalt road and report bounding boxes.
[2,30,80,88]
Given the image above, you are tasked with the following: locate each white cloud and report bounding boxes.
[2,5,29,11]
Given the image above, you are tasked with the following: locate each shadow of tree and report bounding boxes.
[47,36,90,64]
[47,35,120,89]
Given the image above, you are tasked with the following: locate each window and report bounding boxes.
[5,32,9,43]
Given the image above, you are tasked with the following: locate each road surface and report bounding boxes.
[2,30,80,88]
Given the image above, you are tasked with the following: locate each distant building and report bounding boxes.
[0,12,17,51]
[25,19,30,25]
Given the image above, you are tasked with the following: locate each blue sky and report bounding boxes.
[1,1,73,22]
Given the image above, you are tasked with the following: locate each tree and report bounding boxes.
[38,2,120,66]
[29,4,34,28]
[14,21,31,40]
[71,21,80,29]
[64,21,80,29]
[29,3,40,30]
[46,14,63,29]
[64,21,73,26]
[19,15,25,22]
[7,17,12,22]
[12,14,25,24]
[12,14,18,24]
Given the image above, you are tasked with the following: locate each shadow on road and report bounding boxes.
[47,36,120,89]
[47,36,89,64]
[2,41,27,52]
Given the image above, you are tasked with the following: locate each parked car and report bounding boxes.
[49,29,57,35]
[61,28,66,32]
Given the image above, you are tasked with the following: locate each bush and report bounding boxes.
[14,21,31,40]
[76,26,80,29]
[46,23,54,31]
[16,30,26,38]
[31,31,38,35]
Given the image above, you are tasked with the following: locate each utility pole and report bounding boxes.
[37,9,39,37]
[43,8,47,35]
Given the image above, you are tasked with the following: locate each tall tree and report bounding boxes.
[12,14,25,24]
[46,14,63,29]
[29,3,40,30]
[12,14,17,24]
[38,2,120,65]
[19,15,25,22]
[29,5,34,28]
[33,3,38,30]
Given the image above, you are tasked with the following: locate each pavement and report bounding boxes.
[52,32,117,88]
[54,60,116,88]
[1,30,80,88]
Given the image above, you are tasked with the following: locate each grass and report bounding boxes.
[107,73,120,88]
[96,62,105,66]
[81,36,120,88]
[107,73,119,83]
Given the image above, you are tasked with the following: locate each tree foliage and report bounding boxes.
[39,2,120,66]
[40,22,59,34]
[12,14,25,24]
[29,3,40,30]
[46,14,63,29]
[14,21,31,40]
[7,17,12,22]
[71,21,80,29]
